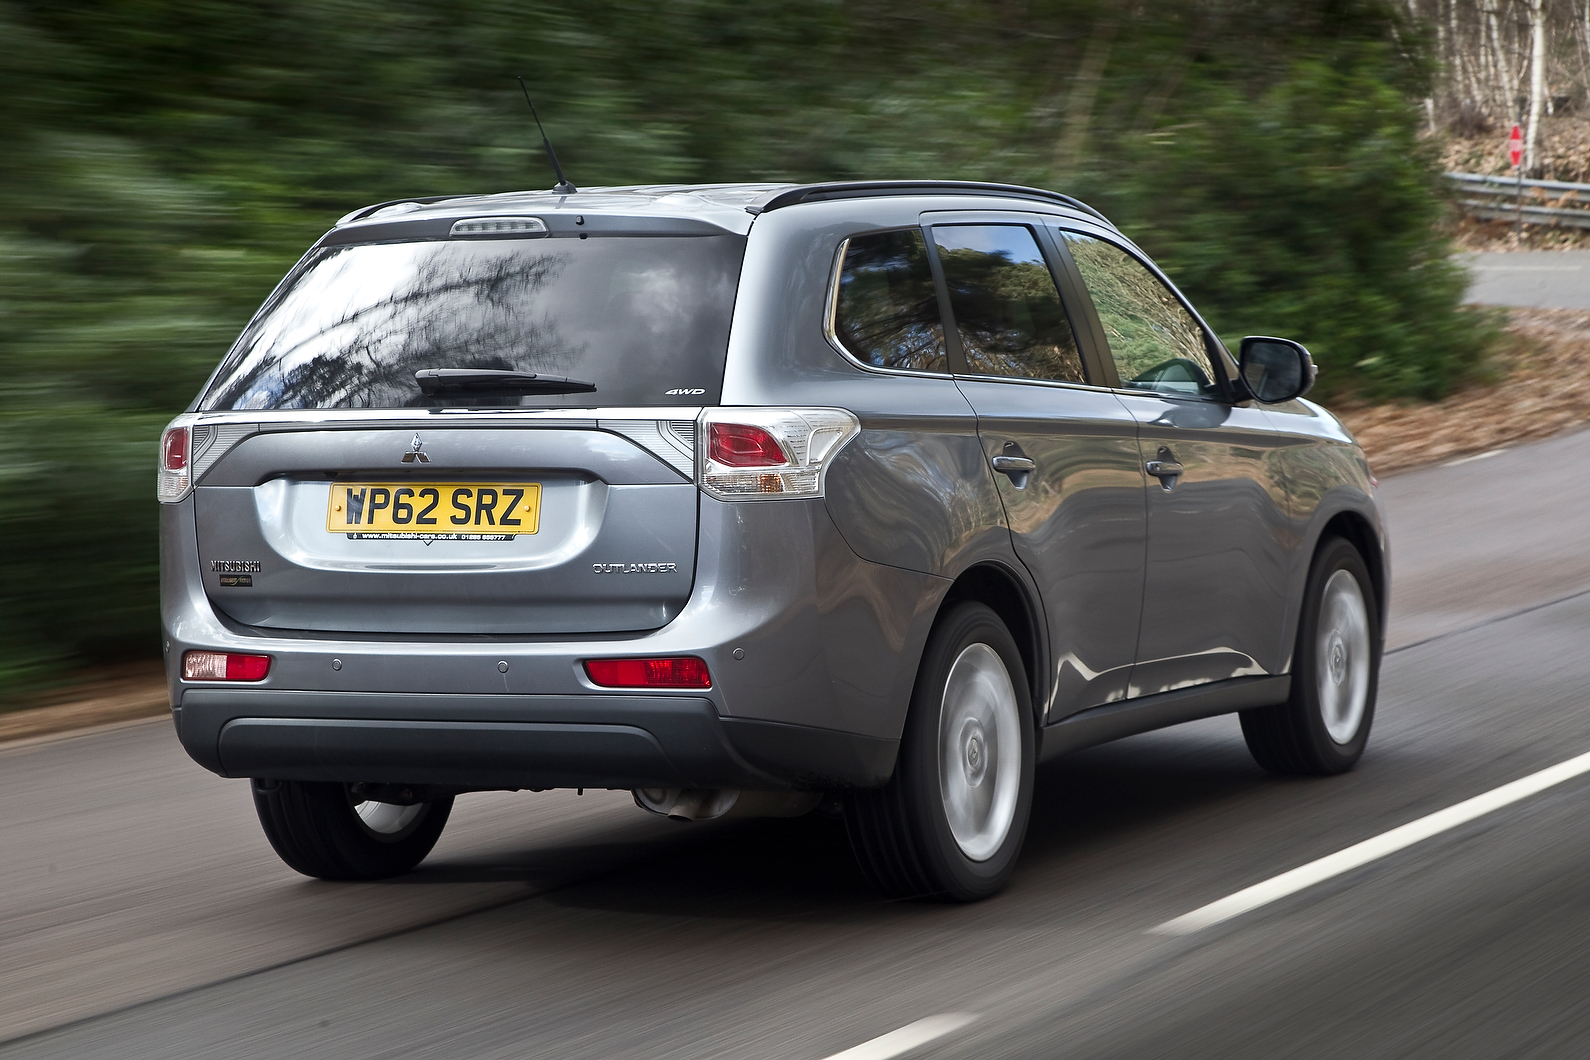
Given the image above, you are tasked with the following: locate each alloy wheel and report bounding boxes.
[938,642,1022,861]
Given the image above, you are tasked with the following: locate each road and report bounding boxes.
[6,427,1590,1059]
[1463,249,1590,308]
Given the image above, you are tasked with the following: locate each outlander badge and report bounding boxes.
[401,434,430,463]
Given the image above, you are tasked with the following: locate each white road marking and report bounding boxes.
[820,1014,978,1060]
[1150,747,1590,936]
[1444,448,1508,467]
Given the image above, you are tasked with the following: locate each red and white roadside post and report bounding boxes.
[1509,124,1524,238]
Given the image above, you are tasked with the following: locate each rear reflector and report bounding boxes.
[183,651,271,681]
[708,422,788,468]
[584,656,712,689]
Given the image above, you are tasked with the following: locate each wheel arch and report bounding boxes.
[939,562,1047,724]
[1317,509,1388,633]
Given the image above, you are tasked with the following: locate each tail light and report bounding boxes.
[584,656,712,689]
[156,420,257,503]
[183,650,271,681]
[709,422,788,467]
[697,408,860,499]
[158,427,190,502]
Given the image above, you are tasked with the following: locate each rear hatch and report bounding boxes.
[188,211,743,635]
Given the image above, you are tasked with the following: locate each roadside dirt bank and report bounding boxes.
[0,660,168,746]
[1337,306,1590,474]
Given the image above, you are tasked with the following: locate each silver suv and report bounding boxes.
[160,180,1386,900]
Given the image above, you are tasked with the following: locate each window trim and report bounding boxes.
[822,232,956,379]
[949,369,1125,396]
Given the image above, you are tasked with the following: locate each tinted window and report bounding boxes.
[200,234,745,410]
[931,225,1085,384]
[832,229,947,372]
[1061,232,1217,398]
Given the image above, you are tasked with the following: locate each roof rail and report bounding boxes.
[746,181,1109,224]
[337,194,477,226]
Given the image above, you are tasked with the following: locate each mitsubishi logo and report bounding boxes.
[400,434,430,463]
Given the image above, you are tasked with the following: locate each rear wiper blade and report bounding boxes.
[414,368,597,395]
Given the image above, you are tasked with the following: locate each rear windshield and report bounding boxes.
[199,234,746,410]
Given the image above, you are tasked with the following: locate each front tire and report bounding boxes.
[1241,536,1380,775]
[845,602,1035,901]
[252,779,453,880]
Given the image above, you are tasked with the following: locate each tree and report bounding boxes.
[0,0,1500,693]
[1526,0,1547,172]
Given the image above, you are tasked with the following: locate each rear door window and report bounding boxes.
[1059,232,1218,399]
[931,224,1086,384]
[200,233,746,410]
[831,229,948,373]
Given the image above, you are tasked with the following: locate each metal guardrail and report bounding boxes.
[1447,171,1590,229]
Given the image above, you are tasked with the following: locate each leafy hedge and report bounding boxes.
[0,0,1493,692]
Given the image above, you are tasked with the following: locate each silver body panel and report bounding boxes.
[161,183,1387,792]
[194,426,695,634]
[1122,396,1294,697]
[956,378,1146,718]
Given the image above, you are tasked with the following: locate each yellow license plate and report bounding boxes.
[327,482,541,537]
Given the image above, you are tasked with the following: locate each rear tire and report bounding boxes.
[252,779,453,880]
[1241,536,1380,775]
[845,602,1035,901]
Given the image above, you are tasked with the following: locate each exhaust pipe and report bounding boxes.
[632,788,821,821]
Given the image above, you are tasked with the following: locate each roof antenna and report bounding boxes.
[516,76,576,195]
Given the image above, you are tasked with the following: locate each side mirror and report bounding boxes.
[1237,336,1316,404]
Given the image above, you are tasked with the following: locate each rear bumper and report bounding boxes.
[176,689,897,790]
[163,495,947,744]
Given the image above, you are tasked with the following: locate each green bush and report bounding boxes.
[0,0,1495,695]
[1082,52,1496,402]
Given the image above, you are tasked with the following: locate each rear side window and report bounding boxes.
[1060,232,1217,399]
[831,230,947,373]
[200,234,746,410]
[931,224,1085,384]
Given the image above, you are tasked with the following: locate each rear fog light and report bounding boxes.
[183,651,271,681]
[584,656,712,689]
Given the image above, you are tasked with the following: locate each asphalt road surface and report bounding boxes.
[6,429,1590,1060]
[1463,249,1590,308]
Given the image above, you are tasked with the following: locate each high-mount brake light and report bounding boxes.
[449,217,548,238]
[708,422,788,468]
[183,651,271,682]
[158,427,191,502]
[696,408,861,500]
[584,657,712,689]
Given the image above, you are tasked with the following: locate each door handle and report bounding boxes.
[990,455,1036,489]
[1145,457,1183,491]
